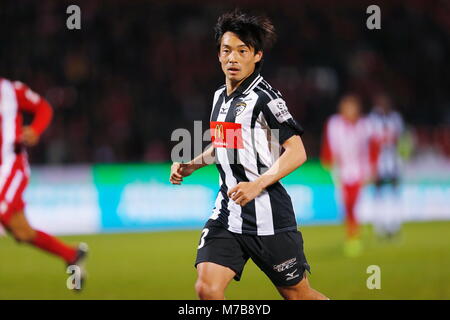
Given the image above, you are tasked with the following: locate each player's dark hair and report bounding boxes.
[214,10,277,56]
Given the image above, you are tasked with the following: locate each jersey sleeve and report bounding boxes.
[13,81,53,135]
[260,97,304,145]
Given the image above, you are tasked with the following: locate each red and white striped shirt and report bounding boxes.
[0,78,53,165]
[0,78,53,219]
[321,114,375,185]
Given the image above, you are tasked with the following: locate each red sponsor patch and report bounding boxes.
[210,121,243,149]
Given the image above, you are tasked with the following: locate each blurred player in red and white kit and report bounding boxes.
[368,93,404,239]
[321,94,377,256]
[0,78,87,289]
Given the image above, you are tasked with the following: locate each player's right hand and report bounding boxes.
[21,126,40,147]
[170,162,194,185]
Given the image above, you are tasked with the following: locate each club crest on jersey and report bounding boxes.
[234,102,247,117]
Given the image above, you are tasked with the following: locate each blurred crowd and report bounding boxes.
[1,0,449,163]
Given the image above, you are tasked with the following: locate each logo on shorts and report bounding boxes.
[285,269,300,281]
[273,257,297,273]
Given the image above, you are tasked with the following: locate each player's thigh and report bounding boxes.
[244,230,311,288]
[196,262,236,291]
[195,219,248,282]
[0,162,30,230]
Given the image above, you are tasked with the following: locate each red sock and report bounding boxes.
[343,183,362,239]
[31,230,77,264]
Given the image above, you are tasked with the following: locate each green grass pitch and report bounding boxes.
[1,221,449,300]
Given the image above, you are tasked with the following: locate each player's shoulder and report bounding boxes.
[214,84,226,95]
[390,110,403,120]
[211,84,226,103]
[328,114,342,125]
[0,78,29,92]
[11,80,41,103]
[253,78,283,103]
[368,109,378,118]
[12,80,27,89]
[0,77,18,87]
[13,81,38,99]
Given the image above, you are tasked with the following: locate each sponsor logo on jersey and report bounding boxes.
[210,121,243,149]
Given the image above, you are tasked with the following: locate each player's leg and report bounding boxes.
[0,161,37,242]
[373,177,401,239]
[194,219,248,300]
[242,230,328,300]
[342,182,361,239]
[0,163,79,264]
[2,209,36,242]
[372,179,387,237]
[390,178,403,236]
[277,274,328,300]
[3,210,78,264]
[195,262,236,300]
[341,182,364,256]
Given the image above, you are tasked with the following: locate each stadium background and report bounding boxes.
[0,0,449,299]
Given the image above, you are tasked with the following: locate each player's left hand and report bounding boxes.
[21,126,39,147]
[228,181,263,207]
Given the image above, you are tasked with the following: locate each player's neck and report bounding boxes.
[225,78,244,96]
[225,70,254,96]
[342,115,359,124]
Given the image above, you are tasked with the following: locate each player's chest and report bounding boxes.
[210,96,256,149]
[212,95,256,122]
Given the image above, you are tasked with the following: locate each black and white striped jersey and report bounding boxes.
[368,108,404,179]
[209,69,304,235]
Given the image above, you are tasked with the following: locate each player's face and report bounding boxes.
[340,97,361,122]
[218,32,262,83]
[375,94,391,113]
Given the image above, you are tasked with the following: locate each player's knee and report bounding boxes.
[281,277,313,300]
[11,226,36,243]
[284,289,308,300]
[195,279,223,300]
[283,288,312,300]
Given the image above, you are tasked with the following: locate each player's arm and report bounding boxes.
[228,135,306,206]
[14,81,53,147]
[228,96,305,206]
[256,134,306,187]
[169,145,215,185]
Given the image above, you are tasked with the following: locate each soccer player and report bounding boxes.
[0,78,88,289]
[368,93,404,238]
[321,94,375,256]
[170,11,328,300]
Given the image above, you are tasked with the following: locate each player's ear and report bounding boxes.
[254,50,263,64]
